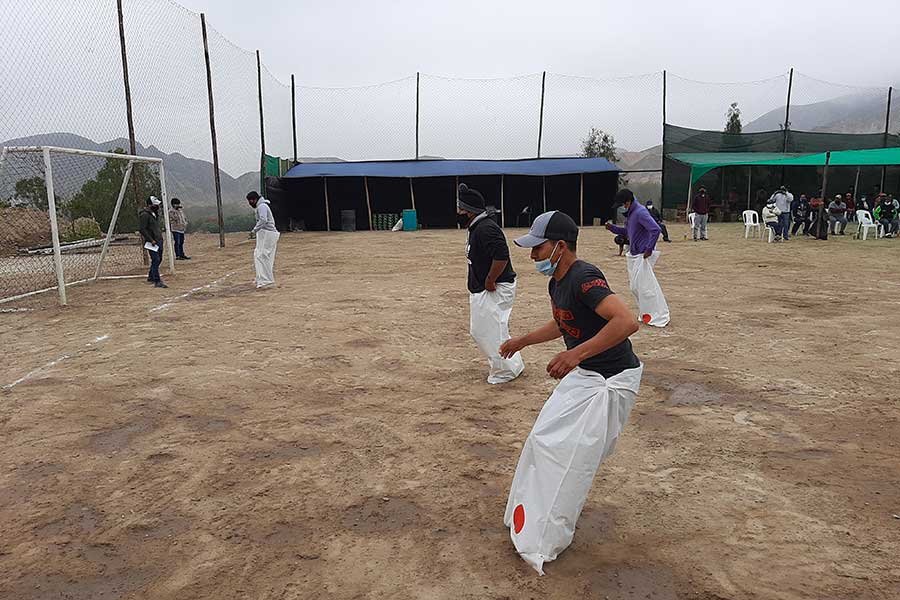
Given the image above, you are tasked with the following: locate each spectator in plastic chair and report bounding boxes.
[169,198,190,260]
[139,196,167,288]
[873,193,897,237]
[844,193,856,222]
[828,194,849,235]
[645,200,671,243]
[691,186,710,241]
[791,194,811,236]
[769,185,793,241]
[762,198,782,241]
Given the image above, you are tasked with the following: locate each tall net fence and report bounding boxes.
[1,0,897,235]
[418,74,544,159]
[542,73,663,162]
[297,77,416,162]
[666,73,792,133]
[0,1,128,150]
[0,148,158,304]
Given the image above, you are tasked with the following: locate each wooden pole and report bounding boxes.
[323,177,331,231]
[116,0,136,160]
[780,68,794,186]
[579,173,584,226]
[542,176,547,212]
[816,152,831,238]
[746,166,752,210]
[881,86,892,192]
[256,50,266,194]
[537,71,546,158]
[500,174,505,227]
[201,13,225,248]
[364,176,373,231]
[415,72,420,160]
[116,0,144,264]
[661,69,667,210]
[409,178,416,210]
[291,73,298,164]
[853,166,861,211]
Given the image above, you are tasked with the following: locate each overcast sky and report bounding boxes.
[180,0,900,87]
[3,0,898,176]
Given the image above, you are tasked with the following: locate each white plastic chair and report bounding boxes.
[763,223,777,243]
[688,212,696,229]
[742,210,761,239]
[855,210,883,240]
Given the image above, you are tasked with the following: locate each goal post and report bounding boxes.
[0,145,176,306]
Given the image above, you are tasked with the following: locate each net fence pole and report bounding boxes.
[781,68,794,185]
[661,70,667,207]
[201,13,225,248]
[42,148,67,306]
[415,72,420,160]
[117,0,145,265]
[94,160,134,280]
[291,74,298,164]
[256,49,266,193]
[409,178,416,210]
[537,71,546,158]
[882,86,892,192]
[159,161,176,274]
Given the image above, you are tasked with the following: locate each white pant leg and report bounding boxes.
[469,281,525,384]
[254,229,280,288]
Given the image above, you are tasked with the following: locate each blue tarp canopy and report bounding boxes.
[283,157,619,179]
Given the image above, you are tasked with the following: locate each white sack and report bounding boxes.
[625,251,669,327]
[469,281,524,384]
[254,229,280,288]
[504,365,642,575]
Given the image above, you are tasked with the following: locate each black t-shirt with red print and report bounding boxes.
[548,260,640,378]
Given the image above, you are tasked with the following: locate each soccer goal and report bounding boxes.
[0,146,175,306]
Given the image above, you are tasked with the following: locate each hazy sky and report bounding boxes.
[3,0,898,176]
[179,0,900,87]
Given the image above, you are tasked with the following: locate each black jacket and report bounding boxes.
[139,208,162,245]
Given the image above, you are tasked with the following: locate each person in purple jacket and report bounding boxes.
[605,189,661,258]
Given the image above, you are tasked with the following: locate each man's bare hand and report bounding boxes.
[500,336,526,359]
[547,350,580,379]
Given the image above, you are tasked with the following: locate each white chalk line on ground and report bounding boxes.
[1,308,34,313]
[3,335,110,391]
[149,271,239,313]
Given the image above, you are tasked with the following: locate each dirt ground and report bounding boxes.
[1,223,899,600]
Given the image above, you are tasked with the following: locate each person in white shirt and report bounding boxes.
[768,186,794,241]
[762,199,782,241]
[247,191,280,288]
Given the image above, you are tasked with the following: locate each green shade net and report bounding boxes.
[662,124,900,209]
[671,147,900,184]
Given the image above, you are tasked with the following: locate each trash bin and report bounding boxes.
[402,209,417,231]
[341,210,356,232]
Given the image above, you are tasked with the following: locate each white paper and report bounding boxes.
[143,242,159,252]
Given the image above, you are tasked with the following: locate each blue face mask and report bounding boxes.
[534,241,562,277]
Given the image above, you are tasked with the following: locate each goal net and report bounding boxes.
[0,146,175,306]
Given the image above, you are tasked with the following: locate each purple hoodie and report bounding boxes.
[609,202,661,255]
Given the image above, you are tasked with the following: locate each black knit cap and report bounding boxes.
[457,183,486,214]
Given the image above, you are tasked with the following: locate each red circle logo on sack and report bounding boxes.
[641,314,652,324]
[513,504,525,534]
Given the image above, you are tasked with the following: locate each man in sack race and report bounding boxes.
[499,210,643,575]
[605,189,669,327]
[247,191,280,288]
[458,183,524,384]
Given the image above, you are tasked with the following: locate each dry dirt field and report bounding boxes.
[1,223,899,600]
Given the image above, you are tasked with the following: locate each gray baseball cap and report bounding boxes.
[514,210,579,248]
